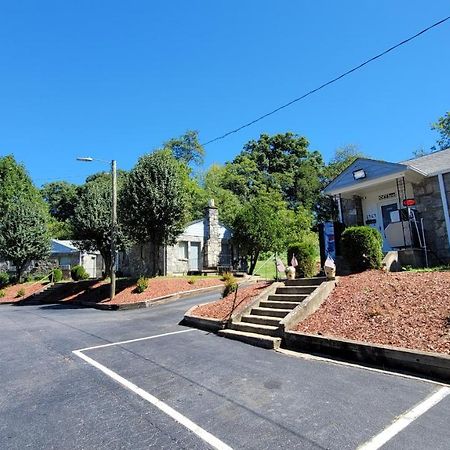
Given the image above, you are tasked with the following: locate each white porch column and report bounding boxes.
[437,172,450,251]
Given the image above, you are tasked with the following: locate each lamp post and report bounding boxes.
[76,157,117,301]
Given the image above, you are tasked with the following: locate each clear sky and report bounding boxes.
[0,1,449,186]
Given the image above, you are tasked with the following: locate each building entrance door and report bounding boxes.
[189,242,201,271]
[379,202,399,251]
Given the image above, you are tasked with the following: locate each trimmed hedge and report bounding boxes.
[341,226,383,271]
[71,265,90,281]
[287,237,319,278]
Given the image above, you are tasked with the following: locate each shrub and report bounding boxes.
[16,288,26,298]
[187,278,196,285]
[52,268,63,283]
[0,289,5,298]
[71,265,89,281]
[135,276,149,294]
[221,271,234,282]
[0,272,9,288]
[222,275,238,298]
[287,236,319,278]
[341,226,383,272]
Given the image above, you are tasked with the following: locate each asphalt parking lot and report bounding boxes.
[0,292,449,449]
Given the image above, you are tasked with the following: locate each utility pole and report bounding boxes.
[110,160,117,301]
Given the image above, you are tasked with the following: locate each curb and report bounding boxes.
[76,283,226,311]
[283,331,450,384]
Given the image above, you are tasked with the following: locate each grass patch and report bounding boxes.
[402,265,450,273]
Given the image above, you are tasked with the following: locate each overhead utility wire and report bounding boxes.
[202,15,450,146]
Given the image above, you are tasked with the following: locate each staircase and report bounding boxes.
[218,277,326,349]
[16,282,55,305]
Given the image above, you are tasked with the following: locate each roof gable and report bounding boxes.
[324,158,408,195]
[401,148,450,176]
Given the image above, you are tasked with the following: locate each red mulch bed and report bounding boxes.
[0,282,48,303]
[295,270,450,355]
[191,282,271,321]
[56,277,225,305]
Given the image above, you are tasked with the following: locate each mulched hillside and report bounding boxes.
[296,270,450,355]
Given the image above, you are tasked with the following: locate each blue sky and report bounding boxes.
[0,1,449,186]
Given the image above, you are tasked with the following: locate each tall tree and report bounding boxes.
[228,132,324,209]
[121,150,187,272]
[0,156,50,281]
[232,193,287,275]
[431,112,450,151]
[164,130,205,166]
[71,173,127,277]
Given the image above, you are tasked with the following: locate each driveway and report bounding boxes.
[0,292,448,449]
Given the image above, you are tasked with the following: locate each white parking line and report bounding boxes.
[358,386,450,450]
[76,328,196,352]
[73,329,232,450]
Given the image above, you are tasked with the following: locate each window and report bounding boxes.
[178,241,188,259]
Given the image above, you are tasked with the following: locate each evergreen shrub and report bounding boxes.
[341,226,383,271]
[0,272,9,288]
[287,236,319,278]
[71,265,89,281]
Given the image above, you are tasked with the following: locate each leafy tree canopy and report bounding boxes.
[164,130,205,167]
[0,197,50,282]
[41,181,79,222]
[232,192,288,274]
[431,111,450,151]
[227,132,324,209]
[121,149,187,248]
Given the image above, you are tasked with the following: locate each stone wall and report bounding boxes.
[412,173,450,263]
[118,243,164,278]
[203,202,221,268]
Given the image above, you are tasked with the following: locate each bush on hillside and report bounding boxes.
[135,276,149,294]
[222,275,238,298]
[71,265,89,281]
[0,289,5,298]
[341,226,383,271]
[52,268,63,283]
[287,235,319,278]
[0,272,9,288]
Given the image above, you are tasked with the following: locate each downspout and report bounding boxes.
[437,172,450,252]
[337,194,343,223]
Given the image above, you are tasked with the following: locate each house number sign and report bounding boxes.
[378,192,396,201]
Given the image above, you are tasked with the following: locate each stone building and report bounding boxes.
[323,148,450,265]
[119,200,234,277]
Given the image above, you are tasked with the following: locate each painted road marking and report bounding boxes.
[76,328,196,352]
[358,386,450,450]
[73,329,232,450]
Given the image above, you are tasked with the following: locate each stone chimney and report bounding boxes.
[204,199,221,268]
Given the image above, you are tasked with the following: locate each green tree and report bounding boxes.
[164,130,205,166]
[229,132,324,209]
[0,155,45,217]
[121,150,187,272]
[431,112,450,151]
[232,193,287,274]
[71,174,127,277]
[0,198,50,282]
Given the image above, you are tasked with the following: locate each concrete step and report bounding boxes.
[251,307,292,318]
[218,329,281,349]
[275,286,316,295]
[268,294,308,302]
[284,277,326,286]
[241,315,282,326]
[231,322,278,336]
[259,300,301,309]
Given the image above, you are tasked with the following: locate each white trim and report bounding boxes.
[437,172,450,251]
[358,387,450,450]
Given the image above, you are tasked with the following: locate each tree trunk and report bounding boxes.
[248,250,260,275]
[101,250,111,279]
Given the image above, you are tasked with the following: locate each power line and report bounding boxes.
[202,15,450,146]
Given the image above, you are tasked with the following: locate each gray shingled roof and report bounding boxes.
[402,148,450,176]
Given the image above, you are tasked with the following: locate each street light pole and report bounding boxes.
[76,156,117,302]
[110,160,117,301]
